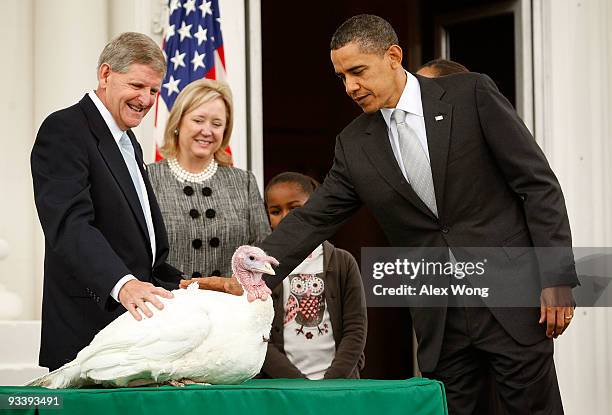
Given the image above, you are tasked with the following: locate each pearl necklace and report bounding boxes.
[168,157,218,183]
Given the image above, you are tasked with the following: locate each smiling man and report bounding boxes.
[31,32,183,371]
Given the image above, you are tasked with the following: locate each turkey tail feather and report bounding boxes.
[26,362,81,389]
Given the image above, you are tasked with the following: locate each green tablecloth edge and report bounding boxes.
[1,377,443,393]
[0,378,448,415]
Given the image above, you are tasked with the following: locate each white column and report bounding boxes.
[247,0,264,191]
[0,0,34,320]
[218,0,248,171]
[32,0,109,318]
[534,1,612,414]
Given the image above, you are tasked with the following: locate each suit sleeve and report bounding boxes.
[475,74,578,287]
[261,137,362,288]
[324,250,367,379]
[246,171,271,245]
[31,113,132,309]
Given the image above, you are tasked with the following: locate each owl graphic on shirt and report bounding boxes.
[284,273,327,337]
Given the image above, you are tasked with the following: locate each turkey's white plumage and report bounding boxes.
[28,246,276,388]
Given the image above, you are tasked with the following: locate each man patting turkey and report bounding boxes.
[27,246,277,388]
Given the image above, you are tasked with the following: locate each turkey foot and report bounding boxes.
[167,378,211,387]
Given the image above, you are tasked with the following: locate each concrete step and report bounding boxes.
[0,320,41,363]
[0,365,48,386]
[0,320,48,386]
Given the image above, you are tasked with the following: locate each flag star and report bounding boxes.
[169,0,181,14]
[170,50,186,70]
[191,51,206,71]
[194,25,208,46]
[183,0,196,16]
[211,36,215,42]
[216,16,222,26]
[163,76,181,96]
[177,21,193,41]
[199,1,212,17]
[165,24,175,41]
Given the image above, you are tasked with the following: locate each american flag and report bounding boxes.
[154,0,226,160]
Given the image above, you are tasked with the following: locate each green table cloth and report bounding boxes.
[0,378,447,415]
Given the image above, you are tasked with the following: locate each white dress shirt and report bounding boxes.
[88,91,156,301]
[380,71,431,182]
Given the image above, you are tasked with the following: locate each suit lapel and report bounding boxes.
[78,95,151,247]
[418,75,453,221]
[361,112,436,218]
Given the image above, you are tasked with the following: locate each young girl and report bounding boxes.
[261,172,367,379]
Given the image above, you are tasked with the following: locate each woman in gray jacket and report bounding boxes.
[149,79,269,279]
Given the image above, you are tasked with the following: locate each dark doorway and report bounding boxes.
[260,0,418,380]
[422,0,519,107]
[260,0,518,381]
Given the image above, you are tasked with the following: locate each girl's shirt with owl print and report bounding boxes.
[282,244,335,380]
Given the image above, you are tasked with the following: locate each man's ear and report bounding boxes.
[98,63,112,88]
[387,45,403,69]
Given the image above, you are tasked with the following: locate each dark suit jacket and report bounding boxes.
[31,94,182,370]
[260,73,579,372]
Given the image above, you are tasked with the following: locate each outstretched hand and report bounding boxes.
[119,279,174,321]
[179,276,244,296]
[539,286,575,338]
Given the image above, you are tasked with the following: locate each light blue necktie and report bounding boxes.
[118,132,149,222]
[118,132,156,262]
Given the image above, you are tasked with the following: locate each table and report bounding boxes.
[0,378,447,415]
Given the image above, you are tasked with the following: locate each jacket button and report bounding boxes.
[202,187,212,197]
[205,208,216,219]
[209,237,220,248]
[183,185,194,196]
[211,270,221,276]
[189,209,200,219]
[192,239,203,249]
[441,226,449,234]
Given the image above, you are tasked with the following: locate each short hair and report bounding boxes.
[97,32,166,77]
[330,14,398,55]
[265,172,320,203]
[159,79,233,166]
[418,58,469,76]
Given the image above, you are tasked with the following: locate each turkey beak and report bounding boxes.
[254,261,276,276]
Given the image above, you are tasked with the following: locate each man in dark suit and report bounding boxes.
[31,32,182,371]
[260,15,578,414]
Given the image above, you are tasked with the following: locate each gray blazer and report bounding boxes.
[149,160,271,278]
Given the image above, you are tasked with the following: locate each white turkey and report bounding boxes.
[27,245,278,388]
